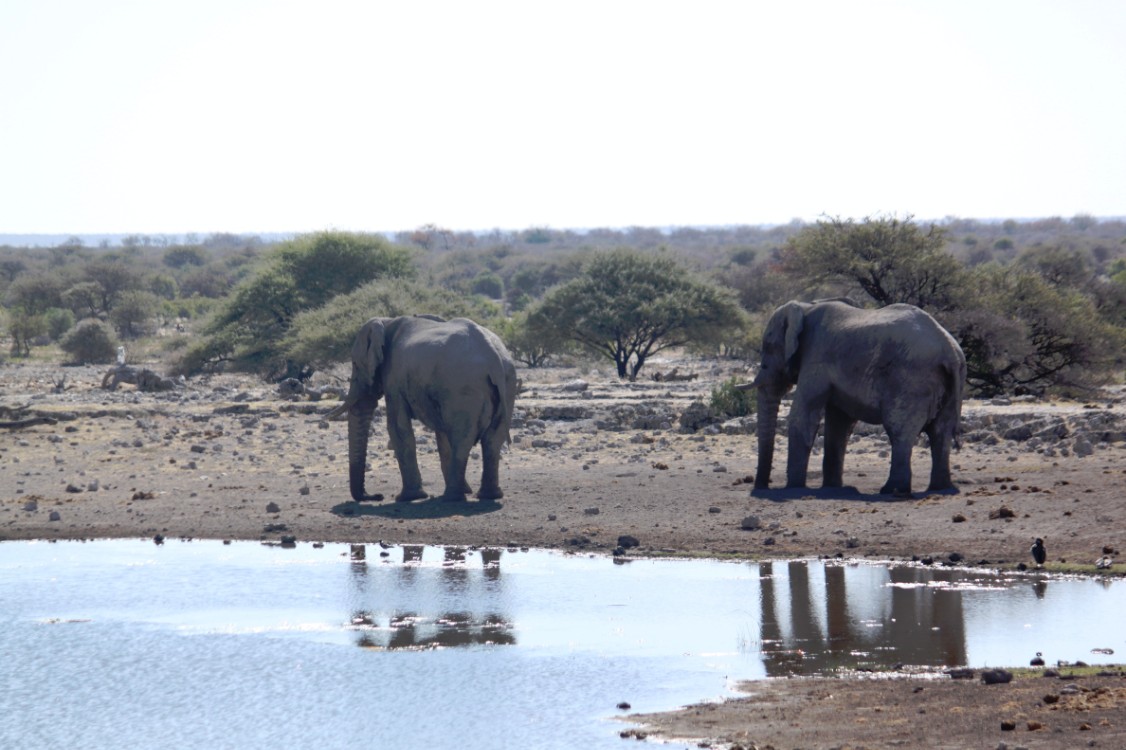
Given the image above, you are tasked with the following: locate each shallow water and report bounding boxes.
[1,541,1122,749]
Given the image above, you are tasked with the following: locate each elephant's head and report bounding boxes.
[750,301,805,488]
[336,317,390,502]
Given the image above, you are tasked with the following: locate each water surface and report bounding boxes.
[1,541,1121,749]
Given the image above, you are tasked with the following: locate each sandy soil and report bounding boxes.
[3,357,1124,748]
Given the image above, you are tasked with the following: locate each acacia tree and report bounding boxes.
[780,215,963,310]
[178,231,416,377]
[528,249,745,380]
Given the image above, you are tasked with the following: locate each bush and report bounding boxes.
[194,231,417,377]
[709,376,756,418]
[59,319,119,365]
[44,308,76,341]
[281,278,500,372]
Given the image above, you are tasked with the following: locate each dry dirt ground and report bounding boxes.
[3,356,1125,749]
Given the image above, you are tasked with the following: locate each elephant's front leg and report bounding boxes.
[432,429,472,502]
[821,403,855,488]
[435,433,473,500]
[785,392,824,489]
[387,401,427,502]
[924,422,955,492]
[880,431,915,497]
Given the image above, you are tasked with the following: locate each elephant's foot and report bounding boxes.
[436,491,468,503]
[879,482,913,498]
[476,486,503,501]
[353,491,384,502]
[394,488,429,503]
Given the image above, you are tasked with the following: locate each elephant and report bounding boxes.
[740,299,965,497]
[330,315,518,503]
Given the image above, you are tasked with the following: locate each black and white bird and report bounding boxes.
[1030,538,1047,567]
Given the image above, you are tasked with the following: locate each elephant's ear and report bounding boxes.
[782,302,804,364]
[353,318,387,386]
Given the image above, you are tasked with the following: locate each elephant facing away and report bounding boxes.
[741,299,965,497]
[331,315,517,503]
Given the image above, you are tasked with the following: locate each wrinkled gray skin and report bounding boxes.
[742,299,965,497]
[331,315,517,503]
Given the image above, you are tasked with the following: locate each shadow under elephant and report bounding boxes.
[332,497,505,520]
[750,484,960,502]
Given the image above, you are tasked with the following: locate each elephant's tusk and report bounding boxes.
[324,402,350,421]
[733,382,758,391]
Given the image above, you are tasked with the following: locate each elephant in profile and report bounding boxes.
[330,315,517,503]
[740,299,965,497]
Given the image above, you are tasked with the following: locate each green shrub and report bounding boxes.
[709,376,756,418]
[59,319,119,365]
[44,308,76,341]
[281,278,500,372]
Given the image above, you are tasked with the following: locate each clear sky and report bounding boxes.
[2,0,1124,236]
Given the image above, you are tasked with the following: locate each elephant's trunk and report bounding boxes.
[755,388,781,489]
[347,398,382,502]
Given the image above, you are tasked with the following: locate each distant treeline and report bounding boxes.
[2,215,1124,396]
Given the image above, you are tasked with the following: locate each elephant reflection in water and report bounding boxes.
[347,544,514,650]
[757,561,968,676]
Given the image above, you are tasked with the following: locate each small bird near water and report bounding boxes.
[1031,538,1047,567]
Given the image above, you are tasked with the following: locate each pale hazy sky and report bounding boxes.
[2,0,1124,235]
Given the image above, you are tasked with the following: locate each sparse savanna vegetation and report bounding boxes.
[1,215,1123,394]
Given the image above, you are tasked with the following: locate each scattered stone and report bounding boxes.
[741,515,761,531]
[617,535,640,549]
[707,506,721,514]
[616,701,631,710]
[48,511,61,522]
[948,552,965,563]
[952,513,967,523]
[65,483,83,493]
[946,668,975,679]
[989,506,1016,520]
[583,507,600,516]
[266,502,281,513]
[1000,720,1016,731]
[981,668,1013,684]
[23,500,39,512]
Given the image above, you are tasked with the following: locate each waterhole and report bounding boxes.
[1,540,1121,749]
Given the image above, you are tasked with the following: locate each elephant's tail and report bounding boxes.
[943,353,967,451]
[487,364,516,445]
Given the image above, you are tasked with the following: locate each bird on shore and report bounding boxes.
[1031,538,1047,567]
